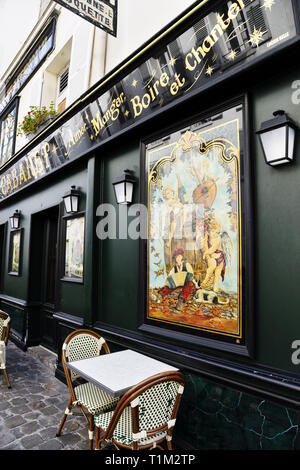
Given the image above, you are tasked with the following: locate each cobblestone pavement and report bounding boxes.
[0,341,98,450]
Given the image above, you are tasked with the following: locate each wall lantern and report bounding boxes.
[257,110,297,166]
[9,210,21,230]
[63,185,80,214]
[112,170,135,205]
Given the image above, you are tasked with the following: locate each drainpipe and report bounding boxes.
[88,29,108,87]
[85,25,96,90]
[103,32,108,76]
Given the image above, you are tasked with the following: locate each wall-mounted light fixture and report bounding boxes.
[9,210,21,230]
[63,185,80,214]
[112,170,135,205]
[257,110,297,166]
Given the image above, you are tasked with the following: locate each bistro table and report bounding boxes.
[67,349,179,397]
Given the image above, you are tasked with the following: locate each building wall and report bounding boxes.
[13,5,105,153]
[0,0,300,451]
[96,60,300,376]
[93,60,300,447]
[0,161,89,346]
[1,0,196,155]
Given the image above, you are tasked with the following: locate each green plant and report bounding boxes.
[17,101,57,137]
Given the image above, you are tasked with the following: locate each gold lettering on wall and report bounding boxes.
[91,93,125,136]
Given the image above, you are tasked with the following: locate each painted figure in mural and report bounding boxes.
[161,173,203,274]
[201,220,232,293]
[162,180,185,274]
[154,178,164,204]
[191,159,218,210]
[159,247,195,312]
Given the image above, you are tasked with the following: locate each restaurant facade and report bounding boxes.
[0,0,300,450]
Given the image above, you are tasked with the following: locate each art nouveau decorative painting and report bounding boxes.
[140,98,253,355]
[64,216,85,281]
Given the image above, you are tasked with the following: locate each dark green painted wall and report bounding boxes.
[90,61,299,447]
[1,49,300,451]
[97,64,300,377]
[252,65,300,374]
[99,141,140,331]
[2,64,299,375]
[0,164,89,321]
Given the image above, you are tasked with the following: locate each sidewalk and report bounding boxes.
[0,341,98,450]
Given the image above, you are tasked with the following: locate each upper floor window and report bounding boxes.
[56,65,70,114]
[0,97,19,167]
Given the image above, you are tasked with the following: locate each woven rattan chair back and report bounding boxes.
[0,311,10,344]
[95,370,185,450]
[133,378,181,433]
[0,311,11,388]
[63,330,109,382]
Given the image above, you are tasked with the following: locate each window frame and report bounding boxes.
[60,212,86,284]
[56,64,70,114]
[0,96,20,167]
[8,228,23,277]
[138,93,254,358]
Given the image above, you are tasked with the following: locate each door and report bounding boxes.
[29,206,60,351]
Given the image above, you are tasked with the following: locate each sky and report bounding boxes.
[0,0,40,80]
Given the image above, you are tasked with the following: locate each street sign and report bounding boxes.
[53,0,117,37]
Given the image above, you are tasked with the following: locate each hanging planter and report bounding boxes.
[17,101,57,139]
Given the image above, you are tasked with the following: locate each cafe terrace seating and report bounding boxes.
[94,370,185,450]
[56,329,119,450]
[0,311,11,389]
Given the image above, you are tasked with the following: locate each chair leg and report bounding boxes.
[167,437,173,450]
[56,398,72,437]
[88,414,94,450]
[95,426,100,450]
[3,368,11,389]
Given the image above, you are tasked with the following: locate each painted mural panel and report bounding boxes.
[64,216,85,281]
[143,103,248,349]
[8,229,22,276]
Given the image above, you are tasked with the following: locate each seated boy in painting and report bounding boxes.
[159,247,195,313]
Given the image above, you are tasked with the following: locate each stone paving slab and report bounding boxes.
[0,341,107,450]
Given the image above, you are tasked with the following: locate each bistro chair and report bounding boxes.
[0,311,11,388]
[56,329,119,450]
[94,370,185,450]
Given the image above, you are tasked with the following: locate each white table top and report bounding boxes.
[67,349,178,397]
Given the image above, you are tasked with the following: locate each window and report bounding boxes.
[0,97,19,167]
[62,215,85,283]
[42,38,72,115]
[56,65,69,114]
[8,229,23,276]
[58,66,69,95]
[222,0,271,60]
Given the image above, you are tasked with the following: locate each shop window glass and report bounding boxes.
[0,98,19,167]
[63,215,85,282]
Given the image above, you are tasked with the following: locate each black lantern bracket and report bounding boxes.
[9,210,21,230]
[63,185,81,214]
[112,169,136,205]
[256,110,298,167]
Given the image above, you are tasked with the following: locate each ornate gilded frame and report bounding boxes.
[138,95,254,357]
